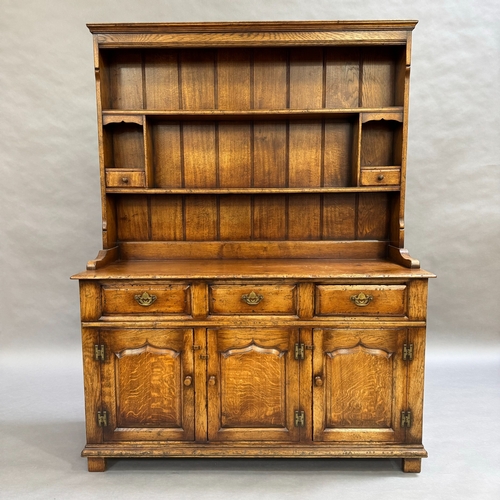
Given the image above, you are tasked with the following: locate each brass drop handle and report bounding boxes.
[377,174,385,181]
[241,291,264,305]
[315,376,323,387]
[184,375,192,387]
[134,291,157,306]
[208,375,216,386]
[350,292,373,307]
[121,176,129,183]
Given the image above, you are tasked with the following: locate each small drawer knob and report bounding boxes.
[315,376,323,387]
[377,174,385,181]
[121,177,129,183]
[184,375,192,387]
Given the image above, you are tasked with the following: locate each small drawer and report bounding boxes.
[315,285,407,316]
[360,168,401,186]
[209,284,297,315]
[106,169,146,188]
[102,284,191,315]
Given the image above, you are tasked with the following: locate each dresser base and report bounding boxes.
[83,444,427,472]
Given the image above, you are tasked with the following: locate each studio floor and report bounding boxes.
[1,351,499,500]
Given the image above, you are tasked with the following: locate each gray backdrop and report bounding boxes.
[1,1,499,498]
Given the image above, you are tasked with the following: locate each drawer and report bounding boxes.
[360,168,401,186]
[106,169,146,188]
[315,285,407,316]
[209,284,297,315]
[102,284,191,315]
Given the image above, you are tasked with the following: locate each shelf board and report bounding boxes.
[72,257,435,281]
[105,186,401,195]
[102,107,403,122]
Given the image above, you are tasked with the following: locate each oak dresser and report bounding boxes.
[72,21,434,473]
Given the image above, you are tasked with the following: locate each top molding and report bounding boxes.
[87,20,417,48]
[87,21,418,33]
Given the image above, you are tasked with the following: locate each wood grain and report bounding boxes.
[107,50,143,109]
[313,328,407,443]
[105,123,144,169]
[151,122,183,188]
[218,122,252,187]
[325,47,360,108]
[288,121,322,188]
[253,48,287,109]
[101,328,195,441]
[217,49,251,110]
[116,195,149,241]
[144,50,180,110]
[207,328,300,442]
[289,47,323,109]
[253,121,287,187]
[219,195,252,241]
[180,50,215,110]
[209,284,297,315]
[182,122,217,188]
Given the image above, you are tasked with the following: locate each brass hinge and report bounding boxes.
[294,410,305,427]
[401,410,412,428]
[94,344,105,362]
[403,343,414,361]
[294,343,305,360]
[199,354,209,360]
[97,410,108,427]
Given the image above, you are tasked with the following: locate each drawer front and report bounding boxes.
[209,284,297,315]
[106,169,146,188]
[315,285,407,316]
[102,284,191,315]
[360,168,401,186]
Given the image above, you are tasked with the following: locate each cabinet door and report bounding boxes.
[207,328,300,442]
[313,328,407,443]
[100,328,195,442]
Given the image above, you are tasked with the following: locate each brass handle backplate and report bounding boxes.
[315,376,323,387]
[184,375,192,387]
[134,291,157,306]
[350,292,373,307]
[241,291,264,305]
[208,375,216,386]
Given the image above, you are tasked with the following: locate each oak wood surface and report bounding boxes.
[315,284,407,316]
[100,328,195,442]
[313,328,407,443]
[73,259,435,280]
[207,328,300,442]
